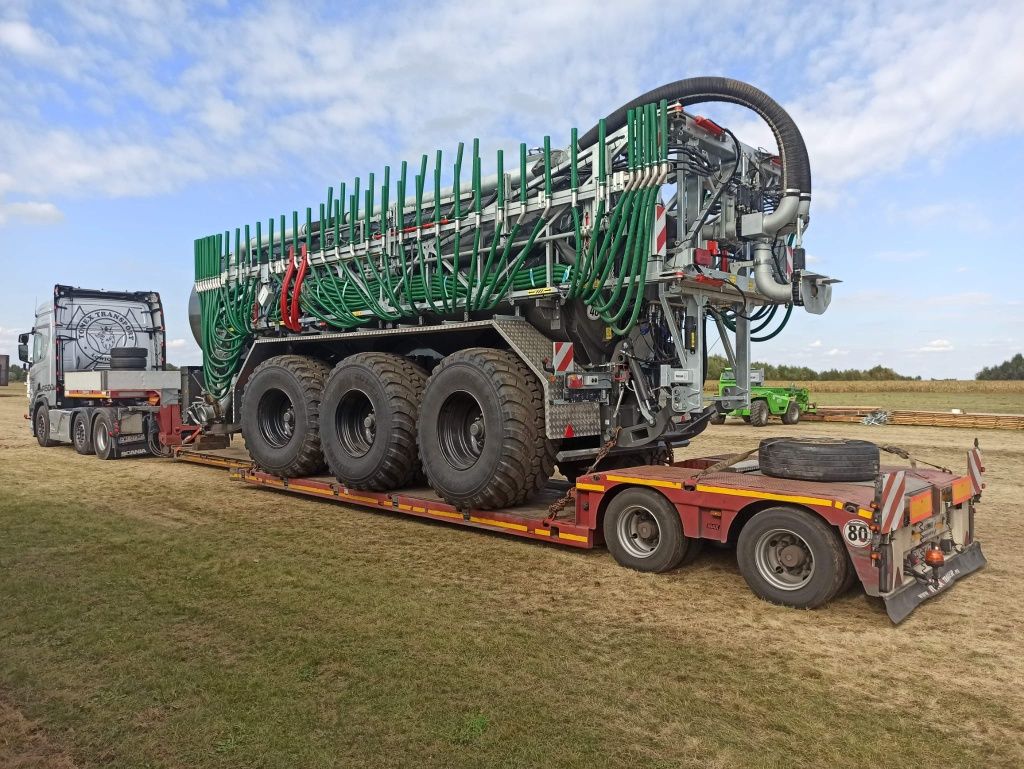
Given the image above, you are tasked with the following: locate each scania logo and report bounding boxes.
[76,309,137,365]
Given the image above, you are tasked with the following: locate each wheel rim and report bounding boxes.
[335,389,375,458]
[753,527,815,590]
[616,504,662,558]
[36,412,45,437]
[95,424,107,453]
[257,389,296,449]
[437,390,485,470]
[74,418,86,447]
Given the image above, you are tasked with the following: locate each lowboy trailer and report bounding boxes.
[174,437,986,624]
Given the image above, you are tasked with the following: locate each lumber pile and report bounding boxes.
[803,406,1024,430]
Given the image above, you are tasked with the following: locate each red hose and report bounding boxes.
[281,246,295,330]
[289,244,308,332]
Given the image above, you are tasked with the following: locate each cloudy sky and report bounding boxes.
[1,0,1022,378]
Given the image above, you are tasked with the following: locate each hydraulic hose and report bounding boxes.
[579,76,810,195]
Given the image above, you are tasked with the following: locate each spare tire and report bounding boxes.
[759,437,879,482]
[109,356,147,370]
[110,347,147,359]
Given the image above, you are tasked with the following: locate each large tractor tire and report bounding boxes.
[241,355,330,477]
[736,506,848,609]
[781,400,801,425]
[759,437,879,482]
[418,348,549,510]
[748,399,770,427]
[320,353,427,490]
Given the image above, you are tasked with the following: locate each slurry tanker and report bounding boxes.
[188,77,834,509]
[22,78,987,622]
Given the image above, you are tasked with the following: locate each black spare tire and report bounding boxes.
[110,347,147,359]
[759,437,879,482]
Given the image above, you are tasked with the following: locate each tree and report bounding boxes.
[977,353,1024,380]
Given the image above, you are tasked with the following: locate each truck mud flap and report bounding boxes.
[884,542,987,624]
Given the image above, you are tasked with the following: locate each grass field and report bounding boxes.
[2,382,1023,768]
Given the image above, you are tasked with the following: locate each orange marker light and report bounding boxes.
[924,545,945,568]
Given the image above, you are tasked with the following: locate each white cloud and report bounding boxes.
[0,200,63,225]
[825,348,847,356]
[167,338,186,348]
[809,339,822,348]
[919,339,954,352]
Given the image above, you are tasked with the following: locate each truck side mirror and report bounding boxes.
[18,333,30,363]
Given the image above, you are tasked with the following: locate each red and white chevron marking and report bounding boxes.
[552,341,575,373]
[878,471,907,534]
[968,446,985,494]
[651,203,667,258]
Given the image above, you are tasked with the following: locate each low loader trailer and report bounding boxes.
[175,436,987,624]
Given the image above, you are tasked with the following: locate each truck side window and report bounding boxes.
[32,331,48,363]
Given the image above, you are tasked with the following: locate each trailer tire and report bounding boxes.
[748,399,769,427]
[418,348,545,510]
[781,400,801,425]
[93,412,117,460]
[241,355,330,477]
[737,506,847,609]
[72,412,94,455]
[34,403,59,447]
[709,410,726,425]
[759,437,879,482]
[604,488,692,573]
[320,353,427,490]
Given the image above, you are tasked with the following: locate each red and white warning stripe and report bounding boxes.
[878,471,907,534]
[552,341,575,373]
[968,446,985,494]
[651,203,667,258]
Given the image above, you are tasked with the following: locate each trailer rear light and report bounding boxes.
[147,393,160,405]
[924,545,945,568]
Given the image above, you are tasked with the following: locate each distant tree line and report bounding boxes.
[976,353,1024,380]
[705,355,919,381]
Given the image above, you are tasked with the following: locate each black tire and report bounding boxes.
[759,437,879,482]
[34,404,59,447]
[741,415,751,424]
[110,347,147,359]
[748,399,769,427]
[241,355,330,477]
[709,411,726,425]
[109,356,147,371]
[781,400,801,425]
[320,353,427,490]
[510,357,557,505]
[603,488,692,573]
[72,413,94,455]
[93,412,117,460]
[418,348,545,509]
[736,506,847,609]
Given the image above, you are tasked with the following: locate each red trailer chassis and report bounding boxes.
[173,442,986,624]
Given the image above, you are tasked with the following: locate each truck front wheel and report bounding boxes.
[320,353,427,490]
[418,348,547,509]
[603,488,695,573]
[736,506,846,609]
[241,355,330,477]
[34,404,60,447]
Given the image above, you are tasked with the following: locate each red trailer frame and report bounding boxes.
[173,442,986,624]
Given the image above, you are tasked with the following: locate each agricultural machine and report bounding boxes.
[709,368,815,426]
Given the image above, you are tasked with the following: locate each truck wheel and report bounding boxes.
[320,353,427,490]
[418,348,545,509]
[748,399,769,427]
[93,412,117,460]
[603,488,692,573]
[759,437,879,482]
[34,404,60,447]
[72,413,94,455]
[709,411,726,425]
[781,400,801,425]
[241,355,330,477]
[737,506,847,609]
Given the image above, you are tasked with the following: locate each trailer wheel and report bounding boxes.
[93,412,117,460]
[781,400,801,425]
[603,488,693,573]
[72,413,94,455]
[737,506,847,609]
[418,348,546,509]
[759,437,879,482]
[241,355,330,477]
[34,404,59,447]
[320,353,427,490]
[748,399,769,427]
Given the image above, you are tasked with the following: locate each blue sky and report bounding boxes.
[1,0,1021,378]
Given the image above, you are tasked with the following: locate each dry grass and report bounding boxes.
[1,383,1023,768]
[763,379,1024,394]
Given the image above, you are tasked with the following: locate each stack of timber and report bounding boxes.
[804,406,1024,430]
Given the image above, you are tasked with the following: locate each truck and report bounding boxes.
[709,368,815,426]
[18,285,197,459]
[21,77,987,622]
